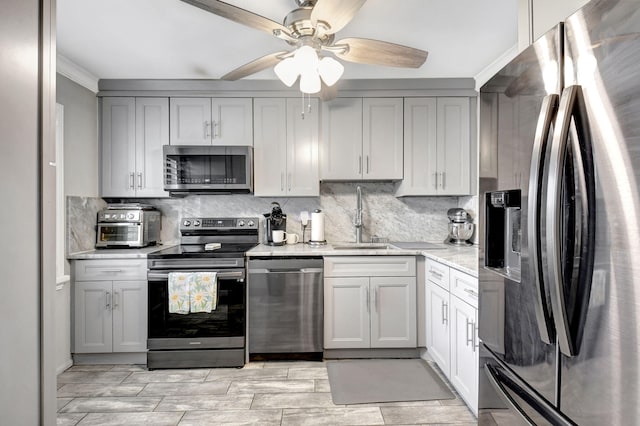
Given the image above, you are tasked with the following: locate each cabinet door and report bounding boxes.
[426,280,450,377]
[112,280,147,352]
[253,98,287,196]
[396,98,438,196]
[211,98,253,146]
[370,276,416,348]
[101,97,136,197]
[74,281,113,353]
[450,295,478,415]
[286,98,319,196]
[169,97,212,145]
[324,277,370,349]
[320,98,363,180]
[363,98,403,180]
[437,97,470,195]
[135,98,169,197]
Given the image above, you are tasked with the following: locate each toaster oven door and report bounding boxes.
[96,222,143,247]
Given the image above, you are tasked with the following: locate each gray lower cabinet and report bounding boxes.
[324,256,417,349]
[73,259,147,354]
[425,258,478,415]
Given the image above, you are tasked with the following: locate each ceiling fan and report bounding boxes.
[180,0,429,97]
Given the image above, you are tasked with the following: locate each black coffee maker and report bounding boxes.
[263,202,287,245]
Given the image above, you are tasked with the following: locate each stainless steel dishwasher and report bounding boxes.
[247,257,323,357]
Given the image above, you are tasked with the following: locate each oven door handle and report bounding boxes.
[147,270,245,281]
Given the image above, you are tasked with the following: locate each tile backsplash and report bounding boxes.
[67,182,478,254]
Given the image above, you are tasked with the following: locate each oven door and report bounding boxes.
[96,222,142,247]
[147,268,246,350]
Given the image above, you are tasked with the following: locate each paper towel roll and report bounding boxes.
[310,210,325,242]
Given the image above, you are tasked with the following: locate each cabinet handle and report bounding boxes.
[373,287,378,312]
[434,173,438,189]
[137,172,142,189]
[212,120,219,139]
[359,156,362,175]
[366,287,370,314]
[204,120,211,139]
[288,173,291,191]
[129,172,135,190]
[441,301,448,324]
[113,291,119,310]
[98,269,123,273]
[441,172,446,189]
[464,288,479,298]
[281,172,284,191]
[366,156,370,174]
[430,268,443,279]
[466,318,474,347]
[106,291,111,310]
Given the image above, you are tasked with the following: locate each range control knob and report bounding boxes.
[183,220,191,227]
[127,212,135,220]
[238,220,245,227]
[247,220,255,227]
[193,220,201,227]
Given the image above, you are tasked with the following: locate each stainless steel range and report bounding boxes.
[146,217,259,369]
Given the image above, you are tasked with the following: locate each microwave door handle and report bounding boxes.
[546,85,596,357]
[527,94,558,345]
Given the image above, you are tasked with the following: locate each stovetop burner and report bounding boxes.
[148,217,260,260]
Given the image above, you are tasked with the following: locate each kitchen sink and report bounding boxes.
[332,243,397,250]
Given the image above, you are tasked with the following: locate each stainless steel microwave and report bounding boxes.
[163,145,253,194]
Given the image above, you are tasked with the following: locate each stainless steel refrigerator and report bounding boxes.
[478,0,640,424]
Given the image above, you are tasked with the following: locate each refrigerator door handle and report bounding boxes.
[546,85,596,357]
[484,362,577,426]
[527,94,558,345]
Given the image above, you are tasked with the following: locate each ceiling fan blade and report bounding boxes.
[311,0,367,34]
[221,51,289,81]
[180,0,289,36]
[319,81,338,101]
[334,38,428,68]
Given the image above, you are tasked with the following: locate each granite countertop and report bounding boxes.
[247,242,478,277]
[67,244,176,260]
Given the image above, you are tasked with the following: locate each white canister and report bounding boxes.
[310,209,325,242]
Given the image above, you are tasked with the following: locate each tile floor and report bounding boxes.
[57,360,477,425]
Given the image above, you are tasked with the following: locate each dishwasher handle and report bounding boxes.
[249,268,323,274]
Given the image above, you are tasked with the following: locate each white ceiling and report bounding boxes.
[57,0,518,81]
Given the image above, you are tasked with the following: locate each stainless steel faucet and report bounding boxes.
[355,185,363,243]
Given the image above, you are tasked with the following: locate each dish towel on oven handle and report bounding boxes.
[168,272,190,314]
[189,272,218,313]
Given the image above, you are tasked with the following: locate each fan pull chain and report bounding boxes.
[307,93,312,114]
[301,92,305,120]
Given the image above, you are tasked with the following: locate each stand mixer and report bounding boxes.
[445,208,474,246]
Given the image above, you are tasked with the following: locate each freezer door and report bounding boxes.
[479,24,563,406]
[558,0,640,423]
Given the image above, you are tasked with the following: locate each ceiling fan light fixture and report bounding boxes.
[294,45,319,74]
[299,69,321,93]
[318,56,344,86]
[274,57,299,87]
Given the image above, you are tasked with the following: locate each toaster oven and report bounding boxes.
[96,204,161,248]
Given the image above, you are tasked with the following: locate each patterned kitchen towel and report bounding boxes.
[189,272,218,313]
[168,272,190,314]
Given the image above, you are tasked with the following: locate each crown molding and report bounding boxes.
[56,54,99,93]
[474,44,519,91]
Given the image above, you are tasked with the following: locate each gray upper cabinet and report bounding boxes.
[253,98,319,197]
[169,97,253,146]
[101,97,168,198]
[396,97,471,196]
[321,97,403,180]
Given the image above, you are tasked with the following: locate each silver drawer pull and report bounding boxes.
[98,269,123,273]
[464,288,479,298]
[430,269,443,279]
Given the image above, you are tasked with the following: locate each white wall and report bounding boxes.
[57,74,99,197]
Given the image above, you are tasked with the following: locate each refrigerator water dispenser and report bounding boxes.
[485,190,521,282]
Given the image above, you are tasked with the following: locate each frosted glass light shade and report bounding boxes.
[295,45,319,74]
[318,57,344,86]
[299,70,321,94]
[274,57,299,87]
